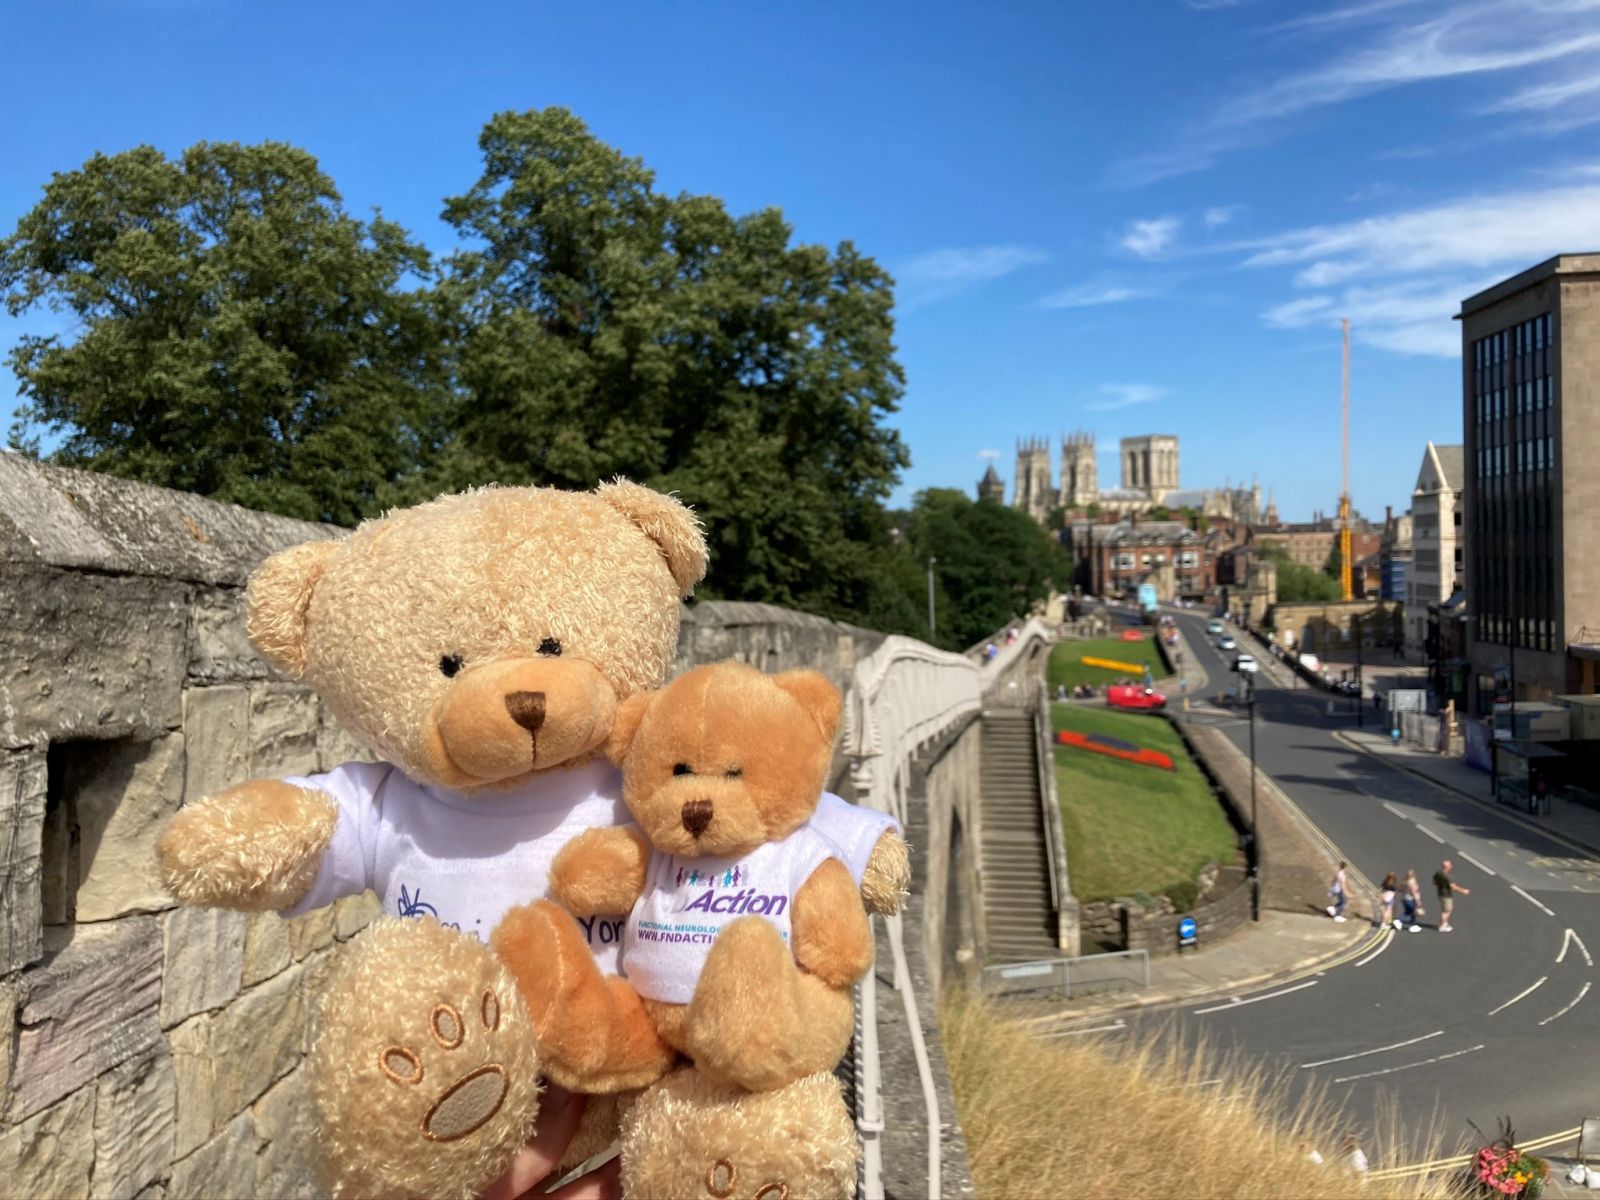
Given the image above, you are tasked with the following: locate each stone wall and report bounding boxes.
[1085,867,1254,958]
[676,600,886,694]
[0,454,378,1199]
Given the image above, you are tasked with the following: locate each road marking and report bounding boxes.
[1193,979,1318,1015]
[1299,1029,1443,1069]
[1539,981,1592,1027]
[1486,975,1547,1016]
[1457,850,1497,877]
[1046,1021,1126,1038]
[1511,884,1557,917]
[1332,1043,1485,1084]
[1559,928,1594,967]
[1367,1125,1584,1181]
[1382,801,1409,819]
[1354,927,1393,967]
[1414,822,1445,844]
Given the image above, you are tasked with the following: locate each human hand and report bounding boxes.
[480,1085,622,1200]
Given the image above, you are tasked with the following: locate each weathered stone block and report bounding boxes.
[7,917,162,1123]
[241,910,292,988]
[315,705,372,771]
[168,1110,256,1200]
[209,963,305,1120]
[333,890,381,940]
[0,977,18,1103]
[180,685,249,803]
[247,684,319,778]
[166,1013,214,1159]
[92,1047,177,1200]
[160,905,247,1028]
[253,1067,319,1200]
[286,904,334,961]
[187,588,266,684]
[0,1086,94,1199]
[73,733,185,921]
[0,748,46,972]
[0,566,188,749]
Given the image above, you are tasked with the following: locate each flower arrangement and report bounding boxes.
[1470,1118,1548,1198]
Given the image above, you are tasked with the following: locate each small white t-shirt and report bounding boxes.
[280,759,632,971]
[810,792,901,883]
[622,826,840,1004]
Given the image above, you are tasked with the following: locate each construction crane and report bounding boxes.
[1338,317,1353,602]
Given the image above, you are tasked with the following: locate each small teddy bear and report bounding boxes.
[493,661,873,1107]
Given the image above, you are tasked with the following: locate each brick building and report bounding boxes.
[1065,517,1216,601]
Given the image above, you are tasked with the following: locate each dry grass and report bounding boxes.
[943,998,1466,1200]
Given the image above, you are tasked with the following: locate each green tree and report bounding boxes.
[2,142,451,524]
[1261,545,1341,603]
[438,108,909,617]
[901,489,1072,649]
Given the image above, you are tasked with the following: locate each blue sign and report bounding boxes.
[1137,583,1158,611]
[1178,916,1198,945]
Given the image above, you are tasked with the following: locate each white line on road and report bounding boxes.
[1559,928,1594,967]
[1457,851,1497,877]
[1539,982,1592,1027]
[1193,980,1318,1015]
[1512,885,1557,917]
[1047,1021,1127,1038]
[1300,1030,1444,1069]
[1486,976,1548,1016]
[1332,1044,1485,1085]
[1415,822,1446,844]
[1355,928,1394,967]
[1382,801,1409,820]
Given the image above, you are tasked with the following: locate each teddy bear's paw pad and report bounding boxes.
[311,920,542,1200]
[703,1156,794,1200]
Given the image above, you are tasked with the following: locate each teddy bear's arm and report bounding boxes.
[861,829,911,916]
[156,779,340,911]
[547,825,651,916]
[791,857,874,989]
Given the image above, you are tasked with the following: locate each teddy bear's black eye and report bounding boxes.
[673,763,693,776]
[537,637,563,657]
[439,654,464,678]
[724,767,743,779]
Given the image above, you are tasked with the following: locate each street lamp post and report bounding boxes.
[926,555,937,643]
[1246,668,1260,921]
[1355,610,1364,730]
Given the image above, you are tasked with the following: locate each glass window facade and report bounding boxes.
[1471,312,1555,651]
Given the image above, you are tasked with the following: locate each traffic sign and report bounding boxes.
[1178,916,1198,948]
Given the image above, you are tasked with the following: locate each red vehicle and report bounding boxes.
[1107,683,1167,711]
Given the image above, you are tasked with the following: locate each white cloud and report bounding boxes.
[1203,206,1240,228]
[1038,281,1155,309]
[896,245,1048,308]
[977,448,1001,461]
[1086,383,1169,412]
[1120,217,1182,258]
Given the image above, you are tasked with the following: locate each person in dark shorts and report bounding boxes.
[1433,859,1470,933]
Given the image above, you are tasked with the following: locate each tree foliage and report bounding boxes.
[2,143,450,524]
[1261,545,1341,603]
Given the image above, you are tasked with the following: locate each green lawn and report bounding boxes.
[1050,703,1238,904]
[1048,636,1167,690]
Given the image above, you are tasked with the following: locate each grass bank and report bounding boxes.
[944,999,1460,1200]
[1048,636,1166,690]
[1051,703,1237,903]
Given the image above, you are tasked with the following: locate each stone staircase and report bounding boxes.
[978,708,1060,963]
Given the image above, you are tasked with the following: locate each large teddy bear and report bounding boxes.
[155,481,908,1199]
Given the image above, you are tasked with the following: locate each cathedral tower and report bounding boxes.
[1060,432,1098,508]
[1013,438,1053,524]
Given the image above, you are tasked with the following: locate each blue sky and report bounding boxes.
[5,0,1600,521]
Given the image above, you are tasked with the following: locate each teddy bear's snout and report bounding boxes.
[681,798,714,837]
[504,691,546,735]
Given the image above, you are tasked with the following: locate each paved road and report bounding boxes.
[1085,607,1600,1165]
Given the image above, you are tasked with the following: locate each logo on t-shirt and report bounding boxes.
[681,887,789,917]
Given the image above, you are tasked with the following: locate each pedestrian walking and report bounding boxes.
[1433,858,1470,933]
[1377,872,1398,929]
[1326,861,1349,922]
[1401,869,1424,932]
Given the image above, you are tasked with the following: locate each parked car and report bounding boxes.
[1107,683,1167,711]
[1218,635,1237,651]
[1207,619,1225,636]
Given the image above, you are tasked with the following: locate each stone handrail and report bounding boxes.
[843,635,982,1200]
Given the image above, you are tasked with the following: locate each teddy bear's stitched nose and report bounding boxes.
[681,798,714,838]
[505,691,546,735]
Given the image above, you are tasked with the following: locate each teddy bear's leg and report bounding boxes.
[618,1067,858,1200]
[680,917,856,1093]
[309,917,543,1200]
[493,900,677,1093]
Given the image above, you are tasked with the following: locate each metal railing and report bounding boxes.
[980,949,1151,1001]
[1033,680,1066,918]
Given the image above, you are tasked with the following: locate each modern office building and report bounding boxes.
[1459,254,1600,711]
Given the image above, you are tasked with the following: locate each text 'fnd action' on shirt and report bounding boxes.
[622,824,842,1004]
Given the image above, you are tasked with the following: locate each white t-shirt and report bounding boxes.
[622,826,840,1004]
[280,759,632,971]
[810,792,900,882]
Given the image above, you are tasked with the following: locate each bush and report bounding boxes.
[1165,878,1200,913]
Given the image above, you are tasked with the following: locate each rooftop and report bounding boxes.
[1458,253,1600,318]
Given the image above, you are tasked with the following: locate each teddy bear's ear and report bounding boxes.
[245,539,341,680]
[604,691,656,764]
[595,480,709,597]
[772,670,844,745]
